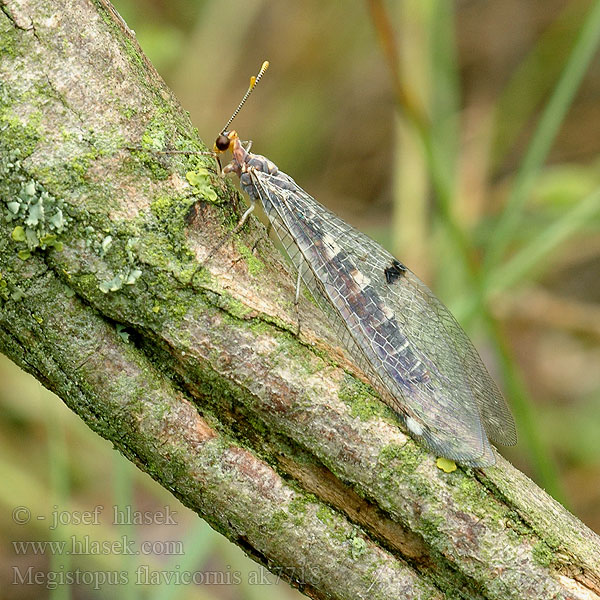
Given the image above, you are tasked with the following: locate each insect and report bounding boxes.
[213,62,517,467]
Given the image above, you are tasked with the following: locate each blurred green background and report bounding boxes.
[2,0,600,598]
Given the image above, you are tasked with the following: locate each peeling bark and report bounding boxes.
[0,1,598,599]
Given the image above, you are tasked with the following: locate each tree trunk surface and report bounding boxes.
[0,1,598,598]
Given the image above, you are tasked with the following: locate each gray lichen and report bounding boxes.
[1,149,70,259]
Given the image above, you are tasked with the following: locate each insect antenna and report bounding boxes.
[213,60,270,169]
[125,61,269,170]
[219,60,269,136]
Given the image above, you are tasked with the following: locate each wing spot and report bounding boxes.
[382,305,394,320]
[406,416,424,436]
[350,268,371,290]
[384,259,407,284]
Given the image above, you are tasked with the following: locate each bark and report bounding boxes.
[0,1,599,598]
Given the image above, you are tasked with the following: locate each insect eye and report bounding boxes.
[214,134,231,152]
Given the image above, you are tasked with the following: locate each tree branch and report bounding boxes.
[0,1,598,598]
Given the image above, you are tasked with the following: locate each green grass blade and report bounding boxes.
[148,520,219,600]
[489,186,600,295]
[455,186,600,322]
[113,454,139,600]
[491,2,590,169]
[48,404,71,600]
[485,315,566,504]
[484,0,600,272]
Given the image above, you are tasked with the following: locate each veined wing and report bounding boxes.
[248,165,515,466]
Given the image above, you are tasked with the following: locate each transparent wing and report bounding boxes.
[247,165,516,466]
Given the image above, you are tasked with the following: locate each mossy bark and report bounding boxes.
[0,1,599,598]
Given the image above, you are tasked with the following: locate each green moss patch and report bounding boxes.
[338,375,388,421]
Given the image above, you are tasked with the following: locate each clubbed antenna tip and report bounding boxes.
[219,61,270,135]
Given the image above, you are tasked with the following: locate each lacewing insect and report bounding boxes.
[213,62,517,466]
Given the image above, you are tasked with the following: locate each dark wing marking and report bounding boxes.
[247,164,515,465]
[384,259,407,284]
[335,227,517,449]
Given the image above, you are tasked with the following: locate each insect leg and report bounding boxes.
[265,220,273,238]
[295,266,303,304]
[294,265,303,337]
[234,203,255,234]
